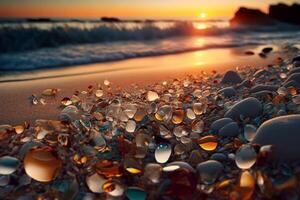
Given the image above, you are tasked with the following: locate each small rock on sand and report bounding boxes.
[221,71,242,84]
[252,114,300,162]
[225,97,262,119]
[262,47,273,54]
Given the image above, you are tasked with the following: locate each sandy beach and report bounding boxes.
[0,45,281,124]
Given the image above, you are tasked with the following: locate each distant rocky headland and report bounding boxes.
[230,3,300,26]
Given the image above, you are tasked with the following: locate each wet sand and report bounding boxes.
[0,45,281,124]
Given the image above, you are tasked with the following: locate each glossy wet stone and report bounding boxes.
[219,121,239,137]
[23,147,62,182]
[155,143,172,163]
[0,156,19,175]
[225,97,262,119]
[197,160,223,184]
[221,70,242,84]
[252,114,300,161]
[235,144,257,169]
[198,135,218,151]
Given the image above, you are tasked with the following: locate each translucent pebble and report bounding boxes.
[155,143,172,163]
[186,108,196,120]
[126,120,136,133]
[193,102,206,115]
[104,79,110,86]
[279,73,287,79]
[202,90,210,97]
[198,135,218,151]
[90,129,107,151]
[173,126,188,138]
[24,147,62,182]
[156,105,172,121]
[0,156,19,175]
[40,98,46,105]
[123,104,137,118]
[292,95,300,104]
[288,86,297,96]
[191,120,204,133]
[125,187,147,200]
[135,133,151,147]
[146,91,159,101]
[14,125,25,134]
[193,89,202,98]
[174,143,186,155]
[42,88,60,96]
[144,163,162,183]
[159,124,172,139]
[134,108,147,122]
[95,89,104,98]
[172,109,184,124]
[162,81,168,86]
[239,171,255,200]
[96,160,122,178]
[244,124,257,142]
[86,173,107,193]
[61,97,72,106]
[71,95,81,103]
[102,181,124,197]
[277,87,287,96]
[31,95,39,105]
[235,144,257,169]
[61,105,79,115]
[124,158,142,174]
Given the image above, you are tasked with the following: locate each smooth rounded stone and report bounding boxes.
[253,69,270,78]
[155,143,172,164]
[250,85,278,93]
[235,145,257,169]
[218,87,236,98]
[251,90,275,98]
[252,114,300,161]
[283,80,300,89]
[0,156,19,175]
[284,72,300,84]
[210,118,233,132]
[197,160,223,184]
[288,67,300,75]
[224,97,262,119]
[237,79,252,88]
[86,173,107,193]
[262,47,273,54]
[294,61,300,67]
[219,122,239,137]
[221,71,242,84]
[125,187,147,200]
[24,147,62,182]
[292,55,300,63]
[210,153,227,162]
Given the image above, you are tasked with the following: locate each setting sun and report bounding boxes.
[200,12,207,19]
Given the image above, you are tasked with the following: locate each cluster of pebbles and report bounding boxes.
[1,47,300,200]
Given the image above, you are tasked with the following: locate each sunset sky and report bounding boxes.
[0,0,296,19]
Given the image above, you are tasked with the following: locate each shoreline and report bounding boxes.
[0,45,282,124]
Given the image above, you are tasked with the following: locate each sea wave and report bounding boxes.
[1,21,299,53]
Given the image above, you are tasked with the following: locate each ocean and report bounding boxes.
[0,19,300,71]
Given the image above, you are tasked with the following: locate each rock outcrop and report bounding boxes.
[229,7,275,26]
[269,3,300,25]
